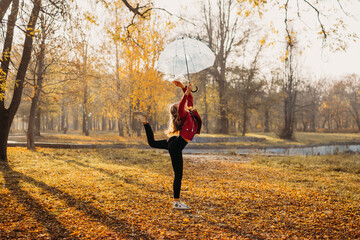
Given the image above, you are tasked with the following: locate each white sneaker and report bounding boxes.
[133,111,147,123]
[173,201,191,210]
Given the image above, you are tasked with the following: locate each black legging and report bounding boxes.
[143,123,187,199]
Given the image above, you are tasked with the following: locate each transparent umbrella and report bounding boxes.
[157,37,215,91]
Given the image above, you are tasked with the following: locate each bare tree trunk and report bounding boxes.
[280,88,296,139]
[0,112,10,161]
[49,115,54,130]
[73,107,78,130]
[203,76,209,133]
[218,74,229,133]
[114,7,124,137]
[35,108,41,137]
[35,108,41,136]
[310,106,316,132]
[128,101,131,136]
[264,109,270,132]
[82,96,89,136]
[136,121,141,137]
[82,82,89,136]
[27,14,46,149]
[101,116,106,131]
[279,40,297,140]
[117,119,124,136]
[241,102,247,136]
[61,105,68,134]
[27,104,37,149]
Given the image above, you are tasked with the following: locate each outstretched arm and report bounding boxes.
[177,84,192,120]
[178,94,187,120]
[173,81,193,107]
[185,84,193,108]
[173,80,185,91]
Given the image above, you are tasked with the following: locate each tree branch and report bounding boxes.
[303,0,327,39]
[121,0,145,17]
[0,0,13,23]
[336,0,350,16]
[284,0,293,46]
[151,7,196,26]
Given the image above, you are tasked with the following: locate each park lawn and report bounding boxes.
[37,131,145,145]
[1,148,360,239]
[10,130,360,147]
[10,131,146,145]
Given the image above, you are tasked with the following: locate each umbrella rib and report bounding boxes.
[200,41,212,66]
[192,41,202,73]
[183,40,191,82]
[189,49,196,74]
[173,42,178,76]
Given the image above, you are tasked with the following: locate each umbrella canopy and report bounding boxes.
[157,37,216,78]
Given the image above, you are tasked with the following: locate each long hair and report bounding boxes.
[166,103,183,136]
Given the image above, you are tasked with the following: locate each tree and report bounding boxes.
[259,69,282,133]
[250,0,358,137]
[0,0,42,161]
[0,0,153,161]
[228,43,266,136]
[202,0,250,134]
[296,79,324,132]
[278,35,300,140]
[343,74,360,132]
[27,8,63,149]
[319,81,349,131]
[241,0,358,48]
[101,1,176,136]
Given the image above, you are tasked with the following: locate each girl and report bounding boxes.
[134,81,201,210]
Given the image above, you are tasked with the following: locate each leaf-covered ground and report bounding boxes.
[1,147,359,239]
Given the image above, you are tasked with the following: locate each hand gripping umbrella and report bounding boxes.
[157,37,216,92]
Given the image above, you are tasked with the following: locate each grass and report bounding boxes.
[1,147,360,239]
[9,131,146,146]
[10,130,360,148]
[39,131,144,145]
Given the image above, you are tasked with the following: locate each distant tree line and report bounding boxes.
[1,0,357,162]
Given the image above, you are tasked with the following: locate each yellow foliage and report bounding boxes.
[84,12,98,25]
[280,50,289,63]
[112,13,176,122]
[259,36,266,46]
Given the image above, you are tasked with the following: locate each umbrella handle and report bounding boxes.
[191,86,199,93]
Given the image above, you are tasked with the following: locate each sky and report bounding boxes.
[77,0,360,79]
[153,0,360,78]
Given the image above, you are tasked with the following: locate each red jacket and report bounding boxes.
[178,87,202,141]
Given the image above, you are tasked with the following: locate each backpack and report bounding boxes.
[189,109,202,134]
